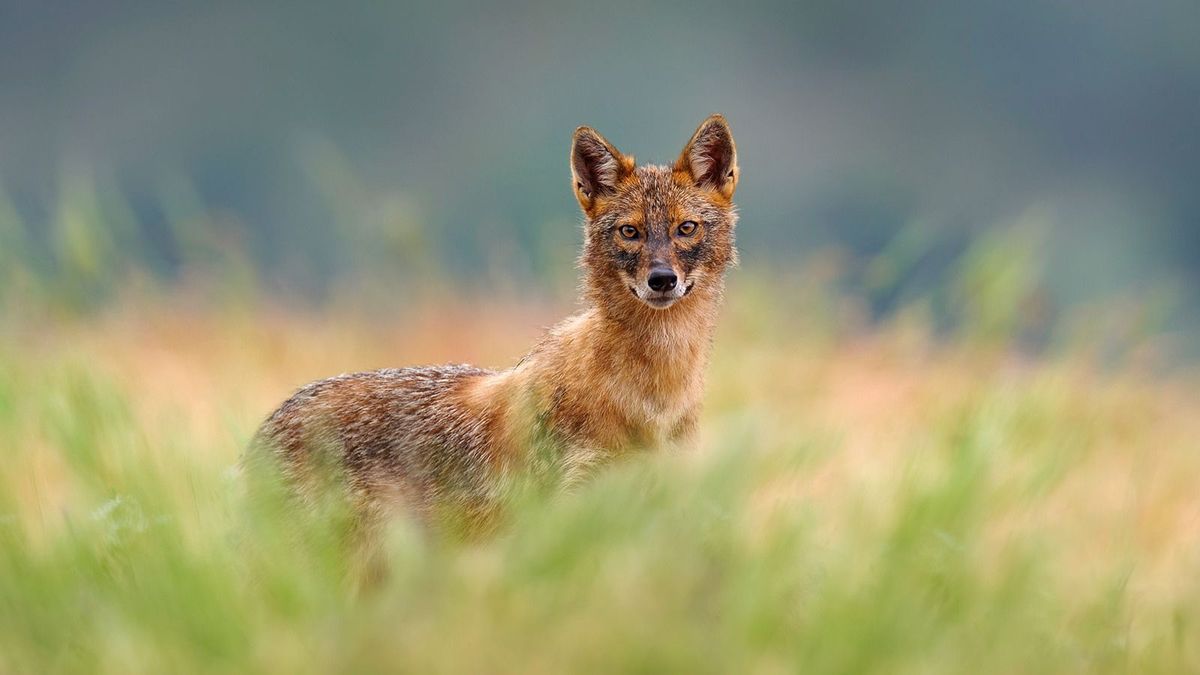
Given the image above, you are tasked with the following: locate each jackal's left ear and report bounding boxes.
[677,114,738,199]
[571,127,632,212]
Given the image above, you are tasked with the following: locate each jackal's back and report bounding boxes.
[249,365,498,523]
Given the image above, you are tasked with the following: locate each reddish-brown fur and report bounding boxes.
[248,115,740,534]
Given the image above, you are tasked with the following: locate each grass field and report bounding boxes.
[1,282,1198,673]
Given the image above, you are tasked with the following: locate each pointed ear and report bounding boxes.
[571,126,631,211]
[676,114,738,199]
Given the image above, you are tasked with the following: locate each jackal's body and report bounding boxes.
[251,116,739,532]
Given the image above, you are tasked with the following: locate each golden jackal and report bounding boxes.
[250,115,740,533]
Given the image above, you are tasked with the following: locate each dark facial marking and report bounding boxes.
[675,232,710,272]
[612,245,640,276]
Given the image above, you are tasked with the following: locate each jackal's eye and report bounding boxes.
[677,221,698,237]
[618,225,639,240]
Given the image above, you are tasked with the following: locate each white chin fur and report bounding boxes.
[631,279,694,309]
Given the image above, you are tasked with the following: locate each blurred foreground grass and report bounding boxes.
[1,281,1198,673]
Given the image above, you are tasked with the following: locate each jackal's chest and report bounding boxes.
[587,366,703,449]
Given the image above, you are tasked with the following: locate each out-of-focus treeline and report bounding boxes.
[1,0,1196,353]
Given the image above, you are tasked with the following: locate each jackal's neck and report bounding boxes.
[592,286,722,368]
[549,279,725,414]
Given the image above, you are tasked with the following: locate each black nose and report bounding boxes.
[647,268,678,292]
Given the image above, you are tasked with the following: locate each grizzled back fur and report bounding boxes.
[248,115,740,539]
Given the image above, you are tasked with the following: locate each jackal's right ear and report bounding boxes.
[571,127,631,212]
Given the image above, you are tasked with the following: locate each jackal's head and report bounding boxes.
[571,115,739,313]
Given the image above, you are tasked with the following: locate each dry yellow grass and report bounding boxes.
[2,285,1198,672]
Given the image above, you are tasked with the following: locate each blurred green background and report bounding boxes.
[1,0,1198,349]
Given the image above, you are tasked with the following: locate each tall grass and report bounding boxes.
[0,285,1197,673]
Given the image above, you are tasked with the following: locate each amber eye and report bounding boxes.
[677,221,698,236]
[619,225,639,240]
